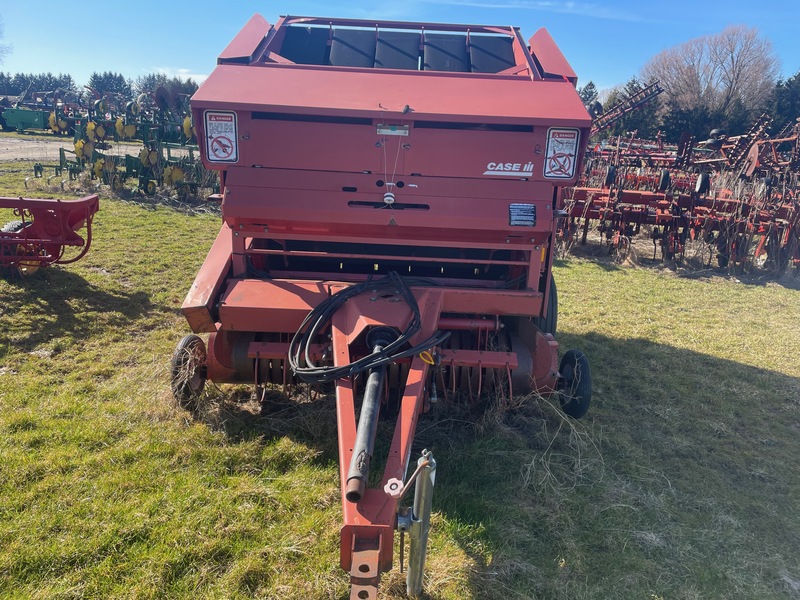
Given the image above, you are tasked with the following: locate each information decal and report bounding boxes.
[204,111,239,163]
[509,203,536,227]
[543,128,580,179]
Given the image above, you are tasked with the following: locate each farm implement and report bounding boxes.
[559,113,800,274]
[16,86,214,198]
[172,14,592,597]
[1,194,99,275]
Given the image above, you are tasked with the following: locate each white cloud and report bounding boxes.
[150,66,208,83]
[419,0,650,22]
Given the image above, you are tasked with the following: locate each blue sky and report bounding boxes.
[1,1,798,93]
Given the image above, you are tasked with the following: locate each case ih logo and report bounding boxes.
[483,161,534,177]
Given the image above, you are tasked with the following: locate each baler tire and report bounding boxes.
[533,275,557,336]
[558,349,591,419]
[1,220,24,233]
[170,334,207,409]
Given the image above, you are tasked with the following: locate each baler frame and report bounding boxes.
[173,14,593,598]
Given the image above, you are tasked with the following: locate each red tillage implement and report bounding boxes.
[173,14,592,598]
[1,194,99,275]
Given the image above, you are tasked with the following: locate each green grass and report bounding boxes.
[1,164,800,599]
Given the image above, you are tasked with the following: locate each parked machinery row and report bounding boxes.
[558,114,800,276]
[2,87,215,197]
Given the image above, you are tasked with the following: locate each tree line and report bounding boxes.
[579,25,799,144]
[0,71,199,105]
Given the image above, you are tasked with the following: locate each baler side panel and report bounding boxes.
[528,28,579,85]
[218,13,271,64]
[181,223,234,333]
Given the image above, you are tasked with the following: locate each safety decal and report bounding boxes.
[544,128,580,179]
[509,203,536,227]
[204,111,238,163]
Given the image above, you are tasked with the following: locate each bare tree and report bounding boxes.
[642,25,779,118]
[0,16,10,65]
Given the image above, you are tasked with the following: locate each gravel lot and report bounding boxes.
[0,132,156,162]
[0,132,71,162]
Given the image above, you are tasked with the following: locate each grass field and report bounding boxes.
[1,158,800,599]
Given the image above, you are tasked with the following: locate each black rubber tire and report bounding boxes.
[170,334,207,409]
[657,169,670,192]
[558,349,591,419]
[604,165,617,187]
[533,274,558,336]
[695,173,710,195]
[1,220,24,233]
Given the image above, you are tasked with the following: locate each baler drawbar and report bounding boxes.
[172,14,593,597]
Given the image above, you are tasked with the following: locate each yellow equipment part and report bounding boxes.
[15,246,41,276]
[18,260,40,275]
[49,112,58,132]
[163,165,186,186]
[115,117,124,137]
[171,166,185,185]
[86,121,96,141]
[74,139,85,159]
[147,149,158,167]
[95,124,106,140]
[139,147,159,167]
[146,180,157,195]
[124,124,137,138]
[93,159,104,179]
[183,116,193,140]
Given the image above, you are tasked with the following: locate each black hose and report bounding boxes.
[288,272,449,384]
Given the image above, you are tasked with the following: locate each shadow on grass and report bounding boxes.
[0,265,154,353]
[186,331,800,599]
[563,237,800,290]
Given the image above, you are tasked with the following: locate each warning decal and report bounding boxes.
[543,128,580,179]
[204,111,238,163]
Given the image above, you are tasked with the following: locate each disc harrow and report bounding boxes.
[559,114,800,275]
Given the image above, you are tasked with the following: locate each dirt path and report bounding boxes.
[0,132,72,162]
[0,132,172,163]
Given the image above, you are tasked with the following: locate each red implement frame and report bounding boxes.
[180,14,591,597]
[1,194,99,271]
